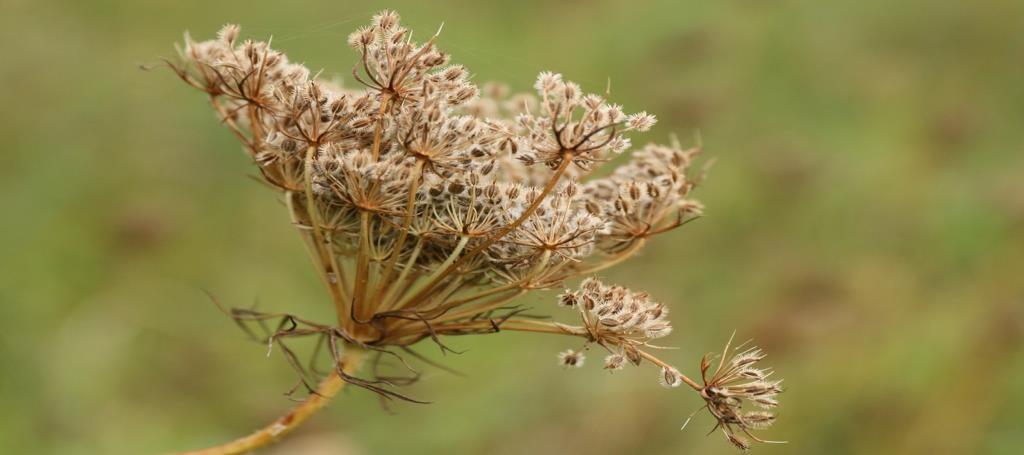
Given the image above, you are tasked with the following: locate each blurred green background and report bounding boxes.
[3,0,1023,453]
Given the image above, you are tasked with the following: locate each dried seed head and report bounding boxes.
[558,289,579,308]
[560,278,673,345]
[558,349,585,368]
[660,366,683,388]
[626,112,657,132]
[217,24,240,46]
[168,13,783,453]
[699,338,784,450]
[535,71,562,93]
[743,411,777,430]
[372,10,400,30]
[604,354,626,371]
[727,433,751,451]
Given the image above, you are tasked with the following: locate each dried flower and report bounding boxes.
[559,277,674,346]
[558,349,586,368]
[660,366,684,388]
[697,335,786,450]
[163,11,782,453]
[603,354,625,371]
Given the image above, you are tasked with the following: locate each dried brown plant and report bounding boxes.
[162,11,783,453]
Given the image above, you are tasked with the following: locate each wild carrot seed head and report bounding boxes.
[166,11,782,451]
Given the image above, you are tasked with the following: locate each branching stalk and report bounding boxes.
[178,347,366,455]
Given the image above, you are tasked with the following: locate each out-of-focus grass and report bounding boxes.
[2,0,1022,454]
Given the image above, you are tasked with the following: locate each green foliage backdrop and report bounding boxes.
[2,0,1022,453]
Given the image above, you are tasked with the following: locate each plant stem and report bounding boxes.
[396,236,469,309]
[572,239,646,277]
[391,319,705,391]
[372,160,424,306]
[178,346,366,455]
[301,146,352,327]
[287,191,348,323]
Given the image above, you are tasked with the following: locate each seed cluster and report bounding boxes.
[559,277,672,356]
[167,10,781,451]
[170,11,702,343]
[699,341,784,450]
